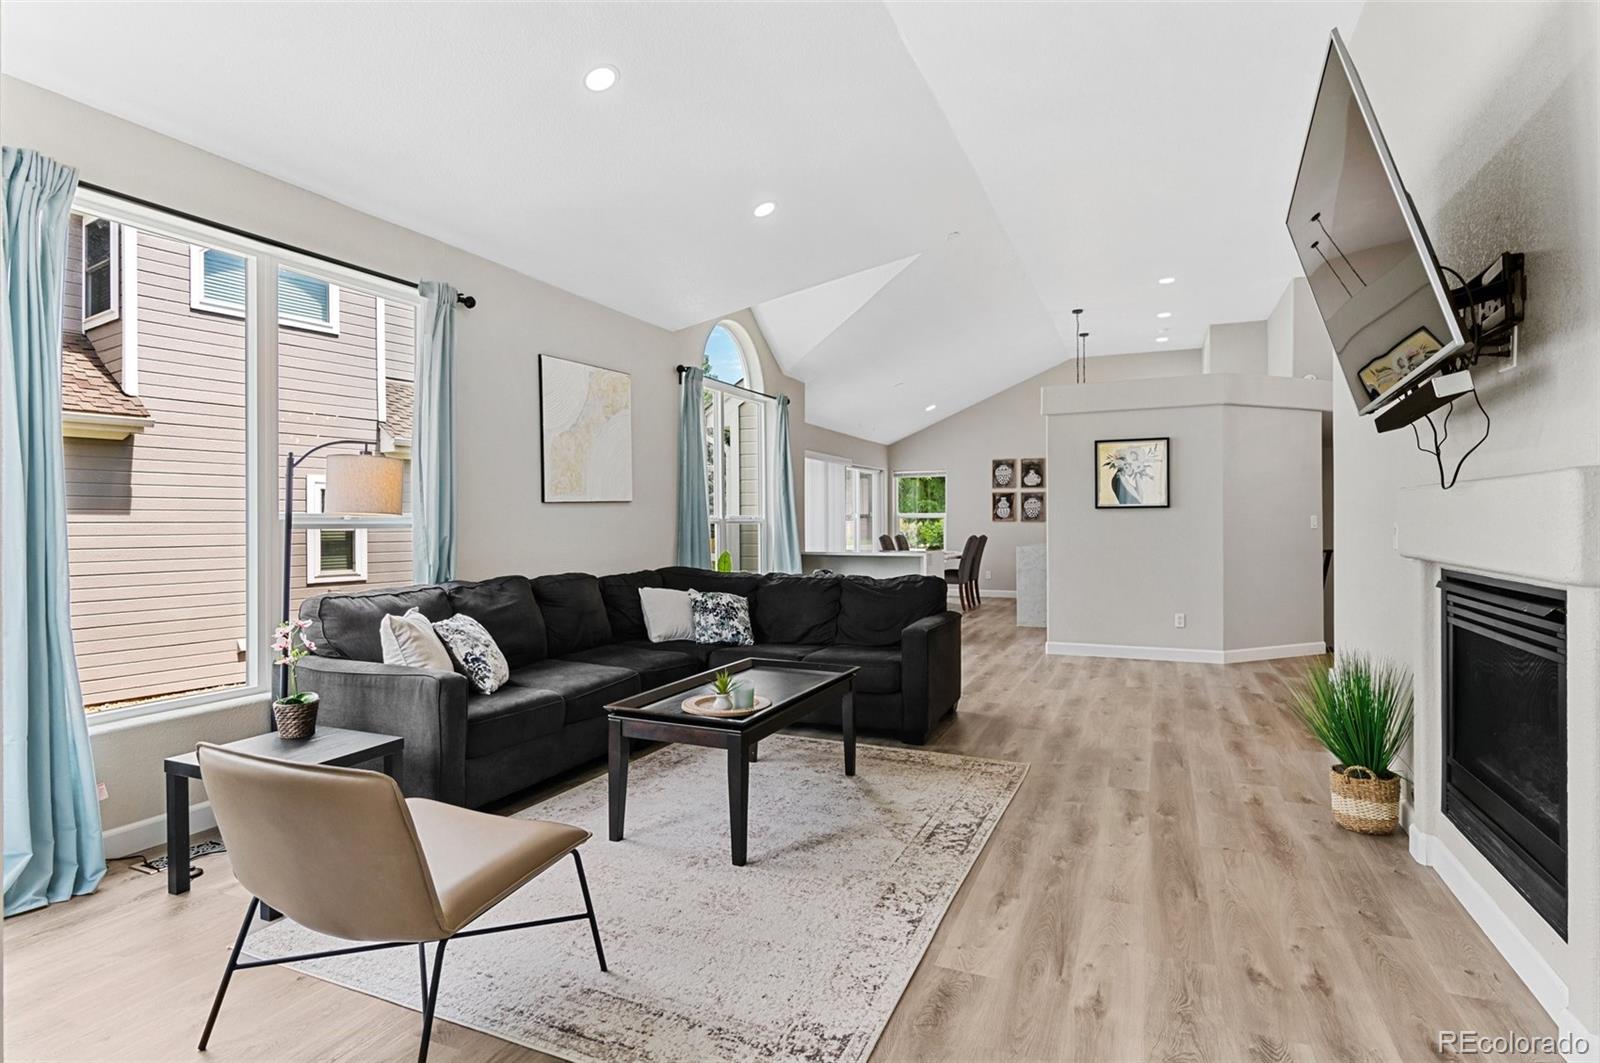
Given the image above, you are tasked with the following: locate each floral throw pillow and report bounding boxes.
[431,614,509,694]
[689,589,754,646]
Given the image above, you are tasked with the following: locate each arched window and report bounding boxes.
[702,321,761,390]
[701,321,771,570]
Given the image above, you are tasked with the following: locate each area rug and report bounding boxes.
[244,734,1025,1063]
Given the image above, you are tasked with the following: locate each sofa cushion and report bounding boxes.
[532,573,613,657]
[752,574,840,644]
[464,682,565,758]
[707,643,822,669]
[561,644,701,689]
[446,575,546,667]
[690,589,754,646]
[836,575,946,648]
[618,639,717,669]
[300,583,454,663]
[657,566,763,597]
[511,659,640,726]
[804,644,903,695]
[598,570,664,642]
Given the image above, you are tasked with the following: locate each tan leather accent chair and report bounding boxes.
[194,743,606,1063]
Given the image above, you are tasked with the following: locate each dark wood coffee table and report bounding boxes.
[605,658,857,866]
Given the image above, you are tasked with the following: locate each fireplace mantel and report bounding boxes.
[1397,465,1600,584]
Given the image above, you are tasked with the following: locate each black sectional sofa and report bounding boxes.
[296,566,961,808]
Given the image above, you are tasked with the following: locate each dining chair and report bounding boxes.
[193,744,606,1063]
[894,533,910,550]
[878,533,895,551]
[972,534,989,606]
[945,535,980,609]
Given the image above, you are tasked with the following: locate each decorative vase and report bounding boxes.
[1329,765,1401,834]
[711,693,733,712]
[273,693,320,740]
[732,684,755,710]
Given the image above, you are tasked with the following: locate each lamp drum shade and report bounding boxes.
[323,453,405,516]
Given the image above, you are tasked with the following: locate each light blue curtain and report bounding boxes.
[770,395,802,573]
[413,281,456,583]
[2,147,106,916]
[675,365,711,568]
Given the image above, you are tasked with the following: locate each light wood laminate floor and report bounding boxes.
[4,602,1553,1062]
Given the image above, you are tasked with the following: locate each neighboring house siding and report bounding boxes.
[63,218,415,710]
[66,225,249,707]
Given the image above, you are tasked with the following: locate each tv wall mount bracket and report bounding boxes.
[1373,251,1525,434]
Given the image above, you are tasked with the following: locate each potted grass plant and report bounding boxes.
[272,618,320,739]
[1292,653,1414,835]
[711,670,738,712]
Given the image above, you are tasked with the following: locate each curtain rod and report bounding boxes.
[674,364,778,402]
[78,180,476,309]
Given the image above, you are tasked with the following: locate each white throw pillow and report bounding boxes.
[431,614,510,694]
[379,608,454,671]
[639,587,695,643]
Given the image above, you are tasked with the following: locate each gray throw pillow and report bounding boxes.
[431,614,509,694]
[689,589,754,646]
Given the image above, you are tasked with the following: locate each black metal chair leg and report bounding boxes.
[572,850,607,972]
[417,939,448,1063]
[418,943,428,1008]
[198,897,260,1051]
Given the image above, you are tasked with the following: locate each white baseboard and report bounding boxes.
[947,589,1017,600]
[1408,826,1570,1026]
[1044,640,1324,663]
[1561,1011,1598,1063]
[102,801,215,859]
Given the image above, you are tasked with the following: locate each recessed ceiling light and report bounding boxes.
[1156,311,1173,319]
[1158,276,1177,285]
[584,66,619,92]
[1155,336,1171,343]
[924,403,938,412]
[753,201,777,218]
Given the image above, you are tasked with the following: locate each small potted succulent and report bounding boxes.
[1292,653,1414,834]
[711,669,738,712]
[273,618,320,739]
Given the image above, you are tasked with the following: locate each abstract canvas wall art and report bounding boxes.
[539,354,633,502]
[1095,438,1169,509]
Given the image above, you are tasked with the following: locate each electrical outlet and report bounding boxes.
[1174,612,1186,629]
[983,570,991,580]
[1310,514,1320,530]
[96,781,108,802]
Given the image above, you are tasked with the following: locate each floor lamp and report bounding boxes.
[277,442,405,704]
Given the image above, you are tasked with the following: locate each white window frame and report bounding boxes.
[704,377,772,572]
[189,246,342,334]
[304,474,369,585]
[846,465,882,551]
[894,470,948,550]
[72,187,423,727]
[81,216,120,328]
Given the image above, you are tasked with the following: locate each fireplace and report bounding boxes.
[1441,570,1567,938]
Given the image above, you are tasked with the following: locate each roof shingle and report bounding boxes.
[62,334,148,420]
[383,377,414,442]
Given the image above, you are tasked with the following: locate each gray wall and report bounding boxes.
[1201,320,1268,374]
[0,77,885,840]
[1333,0,1599,1011]
[886,348,1201,592]
[1044,387,1324,656]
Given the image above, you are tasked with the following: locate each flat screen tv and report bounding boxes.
[1287,29,1465,415]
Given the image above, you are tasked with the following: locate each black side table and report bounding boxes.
[163,726,404,908]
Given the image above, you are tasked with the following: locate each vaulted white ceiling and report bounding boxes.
[0,0,1361,444]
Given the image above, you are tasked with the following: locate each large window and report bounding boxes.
[702,322,769,571]
[62,190,420,720]
[895,472,946,550]
[804,453,881,551]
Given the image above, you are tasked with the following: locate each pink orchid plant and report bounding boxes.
[274,618,318,704]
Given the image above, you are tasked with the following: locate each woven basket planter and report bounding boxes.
[1329,765,1400,835]
[273,693,320,740]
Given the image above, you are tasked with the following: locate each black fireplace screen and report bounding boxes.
[1441,570,1567,938]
